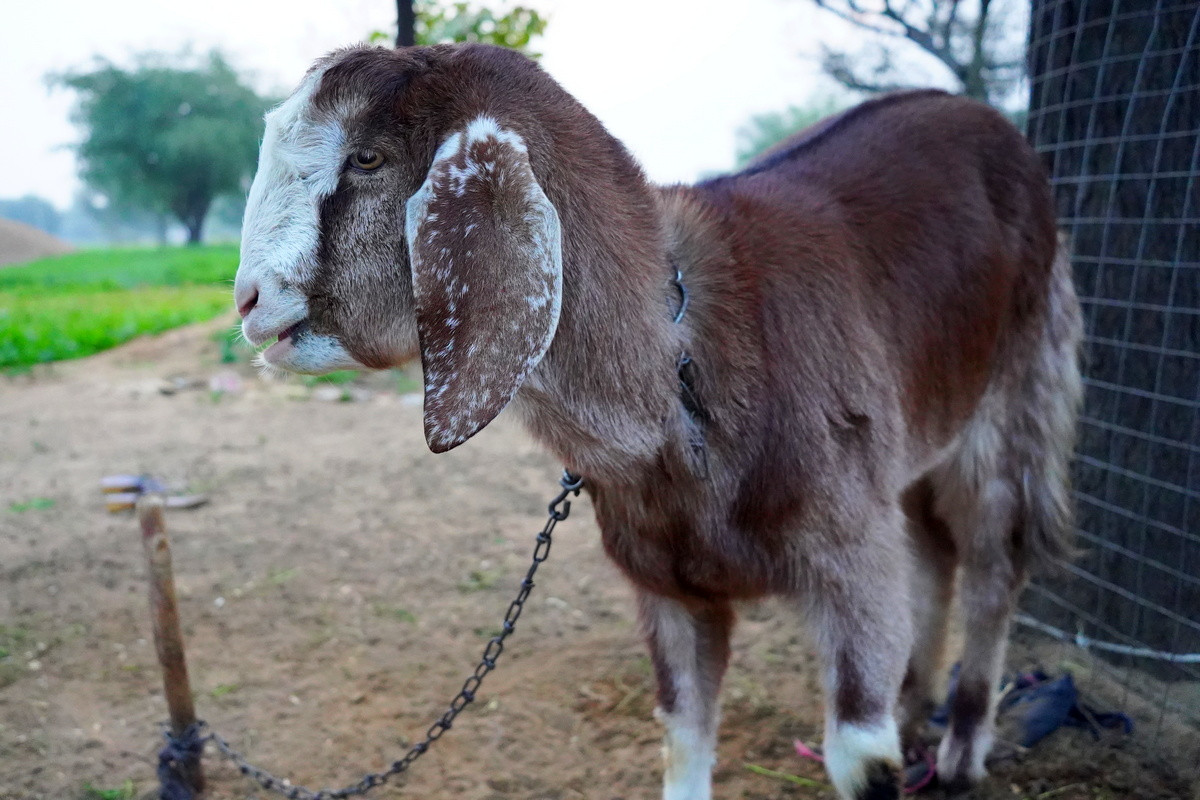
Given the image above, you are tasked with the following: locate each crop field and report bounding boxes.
[0,245,238,369]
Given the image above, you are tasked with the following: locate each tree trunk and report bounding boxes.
[175,194,211,246]
[155,214,168,247]
[184,218,203,245]
[1026,0,1200,676]
[397,0,416,47]
[963,0,992,101]
[180,207,206,245]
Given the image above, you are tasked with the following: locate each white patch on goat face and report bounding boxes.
[235,66,366,373]
[266,332,362,375]
[239,69,341,296]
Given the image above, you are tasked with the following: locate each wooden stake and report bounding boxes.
[139,494,205,796]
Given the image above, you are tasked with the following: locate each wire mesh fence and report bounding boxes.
[1023,0,1200,761]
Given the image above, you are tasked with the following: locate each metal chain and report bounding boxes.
[175,470,583,800]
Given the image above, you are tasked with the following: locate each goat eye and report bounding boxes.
[348,150,384,171]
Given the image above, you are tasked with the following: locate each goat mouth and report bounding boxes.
[261,318,311,364]
[276,318,310,343]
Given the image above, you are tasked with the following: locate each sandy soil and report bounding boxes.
[0,220,73,267]
[0,317,1193,800]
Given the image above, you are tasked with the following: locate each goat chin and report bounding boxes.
[234,43,1082,800]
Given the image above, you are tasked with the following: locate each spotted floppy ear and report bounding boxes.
[405,118,563,453]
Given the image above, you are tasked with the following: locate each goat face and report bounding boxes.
[235,46,564,452]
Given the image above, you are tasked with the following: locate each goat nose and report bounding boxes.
[235,283,260,318]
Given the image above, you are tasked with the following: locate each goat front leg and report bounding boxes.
[638,591,734,800]
[805,512,913,800]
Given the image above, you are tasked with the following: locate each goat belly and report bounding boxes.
[593,505,784,601]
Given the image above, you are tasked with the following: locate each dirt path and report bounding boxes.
[0,318,1189,800]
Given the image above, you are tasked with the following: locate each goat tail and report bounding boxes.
[1015,240,1084,572]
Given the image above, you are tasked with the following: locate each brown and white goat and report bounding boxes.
[234,43,1082,800]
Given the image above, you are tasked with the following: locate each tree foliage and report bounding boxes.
[417,0,547,54]
[811,0,1026,106]
[735,101,845,167]
[375,1,548,57]
[0,196,62,236]
[54,52,272,244]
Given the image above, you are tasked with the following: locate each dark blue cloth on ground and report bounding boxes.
[932,665,1133,748]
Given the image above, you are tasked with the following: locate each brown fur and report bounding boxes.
[268,43,1083,798]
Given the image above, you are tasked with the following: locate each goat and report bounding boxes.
[234,43,1082,800]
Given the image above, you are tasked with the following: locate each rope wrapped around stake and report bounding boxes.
[158,721,207,800]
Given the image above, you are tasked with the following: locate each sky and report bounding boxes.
[0,0,897,210]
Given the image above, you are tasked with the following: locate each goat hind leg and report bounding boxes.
[933,478,1026,790]
[897,479,957,753]
[639,592,734,800]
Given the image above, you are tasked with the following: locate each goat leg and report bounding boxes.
[638,591,734,800]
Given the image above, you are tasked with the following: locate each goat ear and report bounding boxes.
[405,119,563,453]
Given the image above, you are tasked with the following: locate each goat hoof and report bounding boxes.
[855,760,901,800]
[938,774,976,795]
[936,760,986,796]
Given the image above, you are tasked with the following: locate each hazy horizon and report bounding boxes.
[0,0,925,214]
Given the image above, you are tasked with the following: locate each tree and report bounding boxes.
[734,101,844,167]
[375,1,548,57]
[54,52,272,245]
[397,0,417,46]
[810,0,1026,107]
[0,195,62,236]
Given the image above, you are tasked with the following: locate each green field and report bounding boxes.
[0,246,239,370]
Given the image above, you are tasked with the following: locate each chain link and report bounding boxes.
[173,470,583,800]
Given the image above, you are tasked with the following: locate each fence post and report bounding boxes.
[139,495,206,796]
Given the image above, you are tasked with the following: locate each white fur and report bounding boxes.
[658,709,715,800]
[643,597,719,800]
[235,66,366,373]
[239,291,309,348]
[823,718,901,799]
[465,115,528,153]
[937,717,992,785]
[268,333,361,375]
[238,68,338,293]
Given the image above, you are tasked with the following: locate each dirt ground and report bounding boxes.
[0,317,1194,800]
[0,220,73,267]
